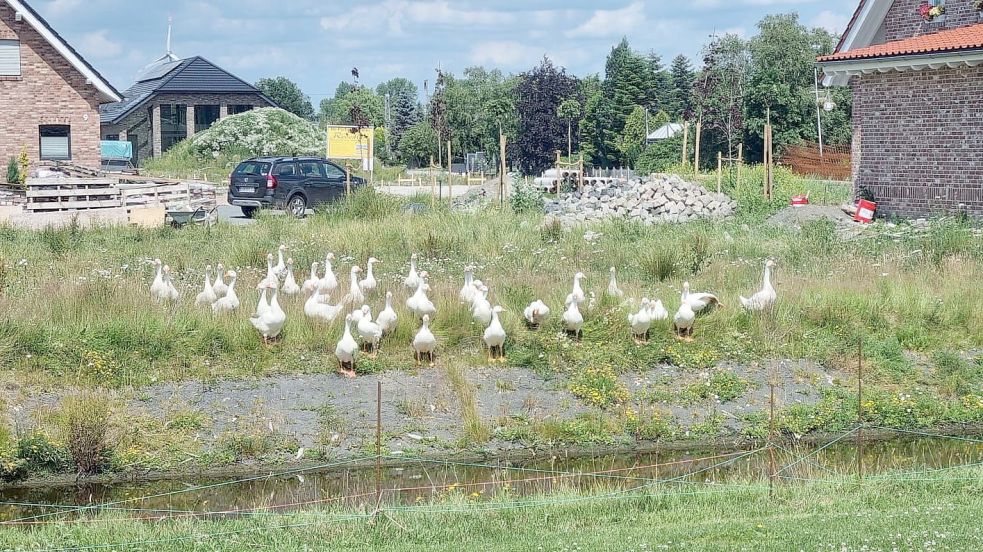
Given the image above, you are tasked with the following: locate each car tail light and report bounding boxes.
[266,174,278,189]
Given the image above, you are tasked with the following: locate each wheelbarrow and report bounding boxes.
[165,206,216,228]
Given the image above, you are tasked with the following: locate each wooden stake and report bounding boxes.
[681,122,689,167]
[856,339,864,481]
[737,143,744,183]
[345,163,352,197]
[499,132,507,208]
[768,379,777,498]
[375,380,383,506]
[429,155,436,209]
[445,140,452,202]
[716,152,723,194]
[694,120,702,175]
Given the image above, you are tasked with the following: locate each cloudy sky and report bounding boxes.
[37,0,859,100]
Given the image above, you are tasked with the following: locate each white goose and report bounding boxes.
[335,314,359,378]
[648,299,669,323]
[304,287,343,323]
[212,263,229,298]
[273,244,288,277]
[523,300,551,329]
[740,260,777,312]
[404,253,421,290]
[302,261,320,295]
[149,259,166,300]
[376,291,398,334]
[471,285,492,326]
[358,257,381,294]
[259,253,279,290]
[343,266,365,307]
[319,253,338,294]
[406,271,436,319]
[562,299,584,340]
[468,279,485,308]
[565,272,586,306]
[251,282,286,343]
[161,265,179,302]
[212,271,240,313]
[607,267,624,299]
[356,305,383,356]
[254,282,271,319]
[673,300,696,340]
[628,298,653,343]
[413,315,437,367]
[483,306,507,363]
[459,266,476,304]
[281,258,301,296]
[195,265,218,307]
[682,282,722,313]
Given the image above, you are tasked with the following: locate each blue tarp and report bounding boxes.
[100,140,132,160]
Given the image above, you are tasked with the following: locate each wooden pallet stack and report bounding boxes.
[24,178,120,212]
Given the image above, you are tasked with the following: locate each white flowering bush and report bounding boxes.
[188,108,322,158]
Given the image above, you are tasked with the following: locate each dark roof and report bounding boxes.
[5,0,121,102]
[100,56,275,124]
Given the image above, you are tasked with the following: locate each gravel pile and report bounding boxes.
[544,174,737,225]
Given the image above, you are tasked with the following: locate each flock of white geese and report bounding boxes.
[149,245,777,377]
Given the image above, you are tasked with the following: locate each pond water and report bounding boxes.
[1,431,980,523]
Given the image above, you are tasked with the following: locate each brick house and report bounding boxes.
[0,0,121,170]
[818,0,983,217]
[100,56,276,165]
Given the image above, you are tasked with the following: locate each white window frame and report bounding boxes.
[39,125,72,161]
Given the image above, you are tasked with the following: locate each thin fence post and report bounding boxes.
[857,339,864,481]
[429,156,436,209]
[681,122,689,167]
[768,379,777,498]
[499,132,507,209]
[737,143,744,183]
[376,380,383,506]
[716,152,723,193]
[445,140,452,202]
[694,120,702,176]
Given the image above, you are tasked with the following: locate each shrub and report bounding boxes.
[58,391,115,476]
[509,176,545,214]
[636,137,683,175]
[16,434,69,473]
[641,246,681,282]
[187,108,322,159]
[6,157,19,185]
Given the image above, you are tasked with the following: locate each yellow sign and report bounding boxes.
[326,125,374,170]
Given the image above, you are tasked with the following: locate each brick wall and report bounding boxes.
[852,65,983,217]
[878,0,981,43]
[0,3,105,169]
[101,93,272,166]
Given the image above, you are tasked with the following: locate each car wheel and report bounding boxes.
[287,195,307,218]
[240,206,257,219]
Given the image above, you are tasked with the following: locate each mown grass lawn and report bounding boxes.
[3,466,981,551]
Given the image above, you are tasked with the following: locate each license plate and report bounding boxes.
[239,187,255,193]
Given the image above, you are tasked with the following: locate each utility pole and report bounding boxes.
[814,67,825,159]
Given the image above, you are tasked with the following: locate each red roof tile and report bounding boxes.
[819,23,983,62]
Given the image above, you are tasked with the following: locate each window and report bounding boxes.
[323,162,346,179]
[235,161,271,176]
[39,125,71,160]
[299,161,325,178]
[160,104,187,152]
[104,134,120,141]
[229,104,253,115]
[275,163,297,177]
[195,105,220,133]
[0,40,20,76]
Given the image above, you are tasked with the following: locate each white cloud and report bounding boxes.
[45,0,82,15]
[809,10,851,34]
[567,2,646,38]
[469,41,542,67]
[77,30,122,59]
[321,1,514,35]
[693,0,818,7]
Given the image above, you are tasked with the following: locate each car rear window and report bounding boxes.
[235,162,271,176]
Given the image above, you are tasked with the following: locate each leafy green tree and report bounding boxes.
[637,136,684,174]
[556,99,581,157]
[376,78,420,153]
[255,77,315,120]
[397,121,438,167]
[320,86,385,127]
[617,106,647,167]
[669,55,696,119]
[514,57,579,175]
[693,34,749,166]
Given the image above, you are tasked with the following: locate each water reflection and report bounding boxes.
[0,433,979,522]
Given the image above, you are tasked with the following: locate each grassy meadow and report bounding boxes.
[0,169,981,478]
[2,465,981,551]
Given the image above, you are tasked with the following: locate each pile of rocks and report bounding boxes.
[544,174,737,225]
